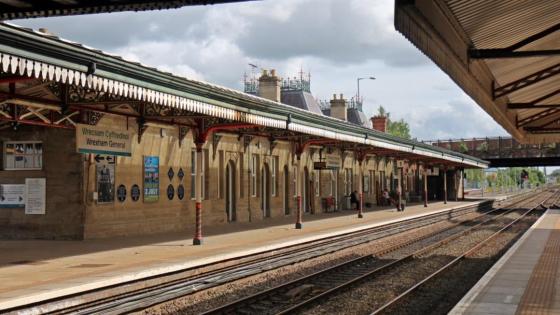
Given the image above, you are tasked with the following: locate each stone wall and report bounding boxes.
[0,114,406,240]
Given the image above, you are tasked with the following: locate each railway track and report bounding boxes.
[4,192,536,315]
[202,190,555,315]
[370,189,560,315]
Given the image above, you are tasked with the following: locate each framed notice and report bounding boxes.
[96,155,116,204]
[143,156,159,202]
[25,178,46,215]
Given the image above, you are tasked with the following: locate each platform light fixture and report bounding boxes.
[357,76,376,101]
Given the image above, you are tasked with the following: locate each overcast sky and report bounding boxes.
[13,0,509,141]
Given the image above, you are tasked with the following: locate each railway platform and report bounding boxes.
[452,208,560,314]
[0,199,504,311]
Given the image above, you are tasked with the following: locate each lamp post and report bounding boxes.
[357,76,375,101]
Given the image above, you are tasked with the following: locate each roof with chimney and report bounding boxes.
[281,90,324,115]
[0,22,488,167]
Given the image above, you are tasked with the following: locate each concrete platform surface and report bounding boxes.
[0,200,487,311]
[451,208,560,315]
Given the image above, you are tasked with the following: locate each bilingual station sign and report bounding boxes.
[76,124,132,157]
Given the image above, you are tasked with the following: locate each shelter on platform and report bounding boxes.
[0,22,486,241]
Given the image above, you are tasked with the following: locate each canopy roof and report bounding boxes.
[395,0,560,144]
[0,0,250,20]
[0,22,487,168]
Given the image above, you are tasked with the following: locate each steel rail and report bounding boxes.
[200,192,545,315]
[13,198,510,315]
[369,191,557,315]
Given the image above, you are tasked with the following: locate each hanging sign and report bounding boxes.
[0,184,25,208]
[427,167,440,176]
[325,154,341,169]
[143,156,159,202]
[76,123,132,157]
[25,178,46,215]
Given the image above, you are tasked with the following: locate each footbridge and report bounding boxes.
[423,137,560,167]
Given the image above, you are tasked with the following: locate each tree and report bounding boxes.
[376,106,411,139]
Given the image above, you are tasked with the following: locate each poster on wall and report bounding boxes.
[96,155,116,203]
[143,156,160,202]
[25,178,46,214]
[0,184,25,208]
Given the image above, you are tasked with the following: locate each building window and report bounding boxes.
[370,170,375,196]
[314,170,320,196]
[364,172,370,193]
[251,154,258,197]
[345,168,353,195]
[190,150,206,200]
[3,141,43,170]
[293,166,298,197]
[271,156,277,197]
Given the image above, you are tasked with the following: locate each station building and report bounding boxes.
[0,23,487,241]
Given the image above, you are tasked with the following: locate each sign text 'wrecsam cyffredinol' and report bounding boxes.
[76,124,132,157]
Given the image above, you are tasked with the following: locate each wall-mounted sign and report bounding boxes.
[143,156,159,202]
[76,123,132,157]
[0,184,25,208]
[131,184,141,202]
[96,155,115,204]
[177,184,185,200]
[25,178,45,215]
[167,184,174,200]
[117,185,127,202]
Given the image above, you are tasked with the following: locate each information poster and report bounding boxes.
[0,184,25,208]
[144,156,159,202]
[25,178,46,215]
[96,155,116,204]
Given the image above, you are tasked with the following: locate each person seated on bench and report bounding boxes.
[382,189,390,206]
[350,190,361,210]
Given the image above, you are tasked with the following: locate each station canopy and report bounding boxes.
[0,0,250,20]
[0,22,487,169]
[395,0,560,144]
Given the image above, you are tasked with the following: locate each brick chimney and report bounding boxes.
[371,116,388,132]
[258,69,281,102]
[329,93,347,121]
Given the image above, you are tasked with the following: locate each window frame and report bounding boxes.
[251,154,257,197]
[3,141,43,171]
[190,149,206,200]
[271,156,277,197]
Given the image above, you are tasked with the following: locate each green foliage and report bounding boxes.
[458,142,469,153]
[476,141,488,152]
[376,106,411,139]
[466,167,546,190]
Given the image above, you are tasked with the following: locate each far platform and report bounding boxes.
[0,198,507,311]
[452,208,560,314]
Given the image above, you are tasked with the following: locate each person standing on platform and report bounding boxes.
[350,190,361,211]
